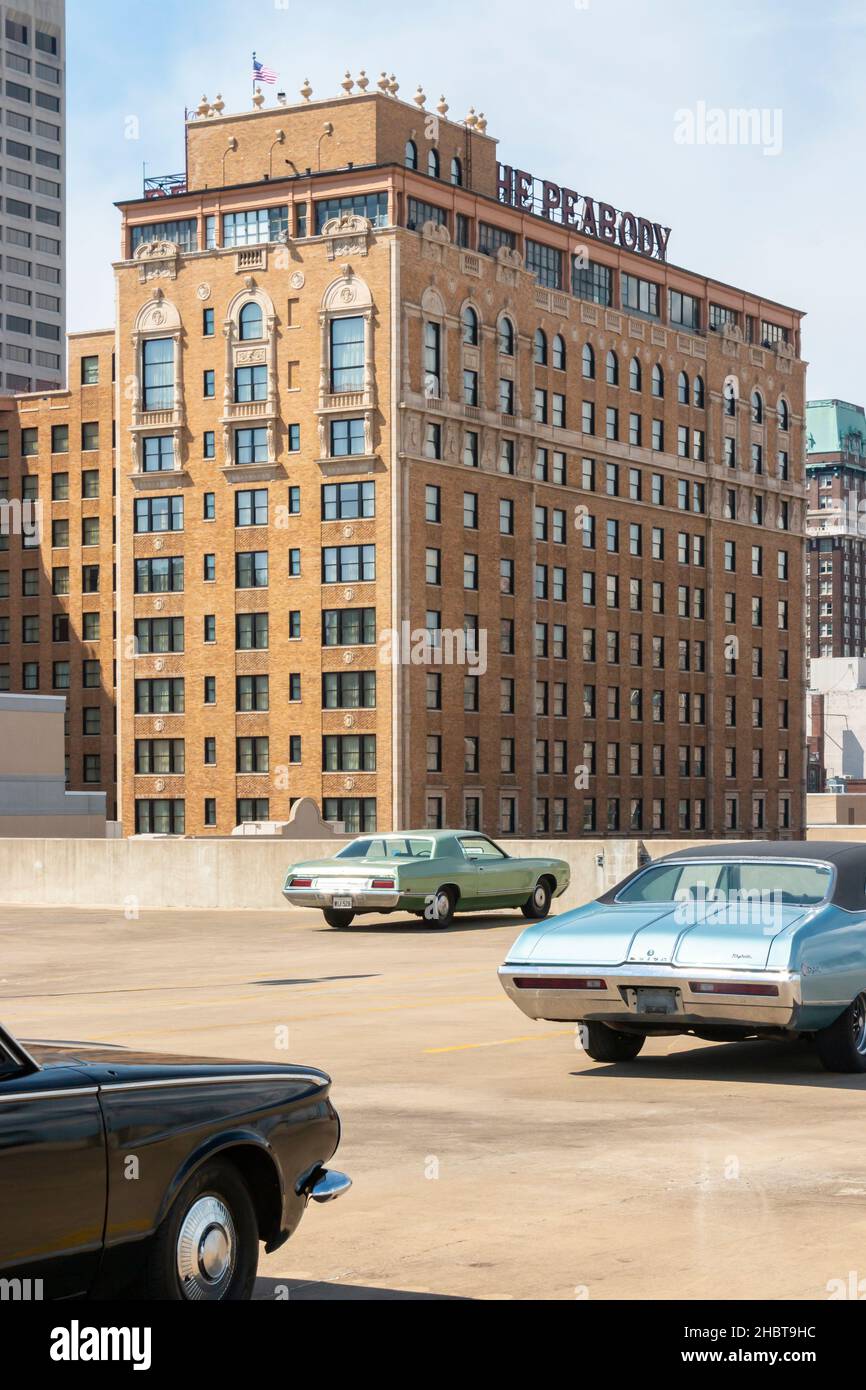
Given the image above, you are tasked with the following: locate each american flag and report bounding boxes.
[252,55,277,85]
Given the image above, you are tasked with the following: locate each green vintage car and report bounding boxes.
[282,830,571,929]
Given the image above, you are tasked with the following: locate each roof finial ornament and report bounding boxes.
[465,106,478,128]
[413,85,426,108]
[388,73,399,97]
[357,69,369,91]
[476,112,488,134]
[212,93,225,115]
[197,94,209,117]
[437,95,448,116]
[300,77,313,102]
[377,71,390,93]
[341,70,354,96]
[252,86,265,109]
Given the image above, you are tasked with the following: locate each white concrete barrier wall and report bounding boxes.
[0,836,743,913]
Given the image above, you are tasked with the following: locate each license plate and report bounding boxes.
[332,895,353,910]
[634,988,679,1015]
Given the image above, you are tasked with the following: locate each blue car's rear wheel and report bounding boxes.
[579,1022,645,1063]
[815,992,866,1073]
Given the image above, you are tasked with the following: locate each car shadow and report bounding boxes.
[250,974,381,986]
[253,1276,470,1300]
[314,913,524,935]
[571,1037,866,1089]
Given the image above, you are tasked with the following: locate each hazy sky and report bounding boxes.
[67,0,865,400]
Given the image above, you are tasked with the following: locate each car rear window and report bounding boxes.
[336,837,435,860]
[617,861,832,906]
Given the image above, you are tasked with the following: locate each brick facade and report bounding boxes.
[0,83,808,839]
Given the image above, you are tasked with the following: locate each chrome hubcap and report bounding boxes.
[534,884,547,908]
[852,994,866,1055]
[176,1195,236,1300]
[436,892,450,919]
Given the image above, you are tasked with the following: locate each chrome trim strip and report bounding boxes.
[0,1086,99,1103]
[100,1072,324,1093]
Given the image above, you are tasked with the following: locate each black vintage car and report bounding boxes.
[0,1022,350,1300]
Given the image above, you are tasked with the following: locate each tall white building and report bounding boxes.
[0,1,65,391]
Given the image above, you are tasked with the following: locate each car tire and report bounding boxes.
[135,1159,259,1301]
[521,878,553,920]
[323,908,355,929]
[424,887,456,928]
[815,992,866,1073]
[579,1022,645,1063]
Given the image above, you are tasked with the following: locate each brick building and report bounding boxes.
[805,399,866,661]
[0,76,808,838]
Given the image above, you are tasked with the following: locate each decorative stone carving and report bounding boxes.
[153,598,164,612]
[321,270,373,314]
[289,271,305,289]
[154,719,165,733]
[133,240,181,283]
[196,283,211,301]
[342,524,354,539]
[342,651,355,664]
[235,347,267,365]
[320,212,372,260]
[343,588,355,602]
[343,713,356,728]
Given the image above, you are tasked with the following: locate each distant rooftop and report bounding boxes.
[806,399,866,459]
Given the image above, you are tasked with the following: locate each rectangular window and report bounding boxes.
[222,206,288,246]
[525,239,562,289]
[330,316,365,392]
[142,337,174,410]
[330,417,365,457]
[322,481,375,520]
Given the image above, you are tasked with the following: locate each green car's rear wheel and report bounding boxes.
[425,887,456,928]
[323,908,355,929]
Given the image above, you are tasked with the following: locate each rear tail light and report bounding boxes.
[370,879,396,889]
[514,977,607,991]
[689,981,779,997]
[290,877,312,888]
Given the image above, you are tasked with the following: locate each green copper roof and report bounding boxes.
[806,399,866,457]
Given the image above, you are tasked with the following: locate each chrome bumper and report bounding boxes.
[283,887,402,910]
[309,1168,352,1204]
[499,962,802,1029]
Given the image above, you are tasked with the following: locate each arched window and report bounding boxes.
[651,363,664,398]
[498,316,514,356]
[405,139,418,170]
[552,334,566,370]
[606,350,619,386]
[677,370,689,405]
[693,374,705,409]
[450,156,462,186]
[533,328,547,365]
[778,397,790,431]
[238,301,264,341]
[462,304,479,346]
[752,390,764,424]
[629,357,642,392]
[582,342,595,379]
[427,147,440,178]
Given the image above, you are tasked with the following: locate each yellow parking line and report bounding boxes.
[425,1029,575,1054]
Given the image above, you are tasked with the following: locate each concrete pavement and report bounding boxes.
[2,902,865,1300]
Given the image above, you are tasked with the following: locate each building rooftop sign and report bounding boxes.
[497,163,672,263]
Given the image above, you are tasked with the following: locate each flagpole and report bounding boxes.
[252,51,256,101]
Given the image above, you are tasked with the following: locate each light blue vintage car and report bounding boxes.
[499,842,866,1073]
